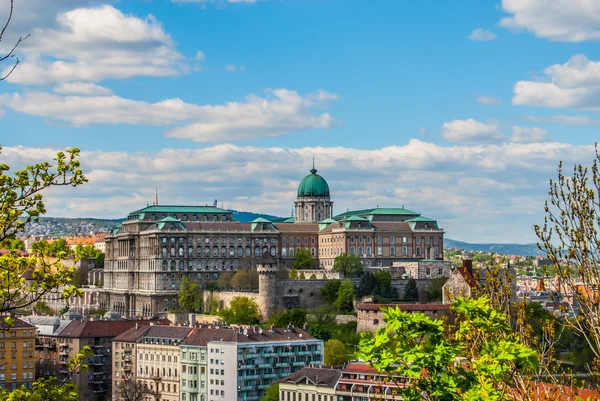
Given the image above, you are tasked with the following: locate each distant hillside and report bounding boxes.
[22,211,282,236]
[445,238,544,257]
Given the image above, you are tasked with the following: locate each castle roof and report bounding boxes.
[297,166,330,198]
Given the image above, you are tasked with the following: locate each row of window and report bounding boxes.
[152,213,230,222]
[0,332,35,338]
[0,362,33,370]
[162,237,277,245]
[346,245,439,258]
[0,372,33,381]
[0,342,33,349]
[0,352,33,359]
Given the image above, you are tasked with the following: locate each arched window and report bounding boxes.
[213,215,218,221]
[350,246,355,255]
[192,214,198,221]
[402,246,408,256]
[213,248,218,257]
[205,247,210,256]
[203,214,208,221]
[254,247,260,256]
[366,246,371,256]
[416,246,421,256]
[245,247,251,257]
[162,248,167,257]
[151,214,157,220]
[270,247,276,256]
[237,247,243,257]
[182,214,188,221]
[179,247,184,257]
[162,260,167,270]
[178,261,184,270]
[390,246,395,256]
[188,261,194,270]
[358,246,363,256]
[289,248,294,257]
[188,247,193,256]
[170,261,176,271]
[433,246,438,258]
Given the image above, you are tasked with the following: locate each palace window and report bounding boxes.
[358,246,363,256]
[366,246,371,256]
[377,246,382,256]
[193,214,198,221]
[425,237,430,245]
[350,246,355,255]
[378,236,383,244]
[416,247,421,256]
[416,237,421,244]
[402,246,408,256]
[434,237,439,244]
[390,246,395,256]
[390,237,395,243]
[289,248,294,257]
[182,215,188,221]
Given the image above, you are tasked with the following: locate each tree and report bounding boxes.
[0,378,77,401]
[34,301,55,315]
[332,253,363,277]
[268,308,307,328]
[74,244,104,267]
[48,239,70,257]
[218,296,259,324]
[358,297,538,401]
[307,305,337,341]
[178,277,203,313]
[292,248,316,270]
[357,271,398,300]
[218,272,233,289]
[114,379,157,401]
[324,339,350,366]
[288,268,298,280]
[404,278,418,301]
[231,269,258,291]
[320,281,341,304]
[260,383,279,401]
[298,272,306,280]
[0,238,24,251]
[0,0,29,82]
[427,277,447,302]
[0,146,86,316]
[335,280,355,312]
[535,144,600,371]
[309,273,317,280]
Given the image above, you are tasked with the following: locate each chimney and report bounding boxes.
[463,259,473,276]
[135,323,138,330]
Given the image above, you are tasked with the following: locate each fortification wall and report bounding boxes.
[294,270,341,280]
[203,291,260,312]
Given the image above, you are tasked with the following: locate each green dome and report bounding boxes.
[297,167,330,197]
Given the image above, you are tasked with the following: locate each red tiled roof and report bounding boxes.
[456,266,477,288]
[357,303,450,312]
[281,367,342,387]
[182,326,316,346]
[0,317,36,330]
[343,362,380,374]
[60,319,169,338]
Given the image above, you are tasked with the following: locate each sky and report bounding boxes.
[1,0,599,244]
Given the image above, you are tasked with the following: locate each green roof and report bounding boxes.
[407,216,439,230]
[297,166,330,198]
[251,217,272,223]
[318,218,338,231]
[334,207,419,220]
[406,216,437,222]
[159,216,181,222]
[343,215,369,221]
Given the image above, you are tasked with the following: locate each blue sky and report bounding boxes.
[1,0,599,243]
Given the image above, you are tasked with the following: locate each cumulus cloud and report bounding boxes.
[3,5,185,85]
[53,82,113,96]
[525,115,600,125]
[2,140,594,243]
[441,119,505,144]
[0,88,338,142]
[500,0,600,42]
[469,28,497,41]
[195,50,206,62]
[512,54,600,110]
[477,96,501,105]
[509,126,551,143]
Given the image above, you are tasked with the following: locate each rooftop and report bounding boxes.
[281,367,342,387]
[182,326,317,346]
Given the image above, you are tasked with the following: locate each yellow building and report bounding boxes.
[0,317,36,391]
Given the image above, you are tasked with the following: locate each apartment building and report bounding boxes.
[180,325,323,401]
[113,325,192,401]
[0,317,36,391]
[23,316,71,379]
[280,362,406,401]
[58,319,164,401]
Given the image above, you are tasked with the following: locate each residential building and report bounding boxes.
[57,319,166,401]
[113,325,192,401]
[279,362,406,401]
[22,316,71,379]
[442,259,477,304]
[0,317,36,391]
[102,165,445,317]
[180,325,323,401]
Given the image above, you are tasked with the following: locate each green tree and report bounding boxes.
[309,273,317,280]
[218,272,233,290]
[74,244,104,267]
[1,239,24,251]
[320,280,341,304]
[298,272,306,280]
[427,277,447,302]
[332,253,363,277]
[0,146,86,316]
[47,238,70,257]
[307,305,337,341]
[218,296,259,324]
[404,278,418,301]
[0,378,78,401]
[178,277,203,313]
[292,248,316,270]
[324,339,350,366]
[268,308,307,328]
[335,280,355,312]
[288,268,298,280]
[231,269,258,291]
[33,301,55,315]
[358,297,538,401]
[260,383,279,401]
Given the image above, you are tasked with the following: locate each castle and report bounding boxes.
[100,164,446,317]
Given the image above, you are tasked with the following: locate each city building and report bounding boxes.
[180,325,323,401]
[102,165,444,317]
[356,302,450,333]
[0,317,36,391]
[23,316,71,379]
[112,325,192,401]
[279,362,406,401]
[57,319,165,401]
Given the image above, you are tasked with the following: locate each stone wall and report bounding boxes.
[391,260,451,279]
[203,291,260,313]
[294,270,341,280]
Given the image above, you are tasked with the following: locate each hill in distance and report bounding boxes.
[445,238,544,257]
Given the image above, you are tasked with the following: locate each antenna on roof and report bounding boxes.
[214,199,218,208]
[154,188,159,206]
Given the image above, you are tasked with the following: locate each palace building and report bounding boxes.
[101,165,444,317]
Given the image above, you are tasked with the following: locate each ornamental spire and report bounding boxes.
[310,157,317,174]
[154,188,159,206]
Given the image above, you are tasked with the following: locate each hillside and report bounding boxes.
[445,238,544,257]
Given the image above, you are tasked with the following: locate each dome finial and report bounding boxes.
[310,157,317,174]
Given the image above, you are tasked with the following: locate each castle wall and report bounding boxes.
[203,291,260,314]
[391,260,451,279]
[294,270,341,280]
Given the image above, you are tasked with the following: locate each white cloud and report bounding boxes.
[469,28,497,41]
[512,54,600,110]
[477,96,501,105]
[500,0,600,42]
[195,50,206,62]
[441,119,505,144]
[0,88,338,142]
[509,126,551,143]
[225,65,236,71]
[3,5,185,85]
[2,140,594,243]
[525,115,600,125]
[53,82,113,96]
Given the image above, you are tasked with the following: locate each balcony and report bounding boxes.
[293,361,306,367]
[123,363,132,371]
[275,363,288,368]
[123,355,131,362]
[59,349,69,356]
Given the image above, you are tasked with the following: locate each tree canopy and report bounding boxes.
[218,296,260,324]
[292,248,316,270]
[178,276,203,313]
[324,339,350,366]
[335,279,356,312]
[332,253,363,277]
